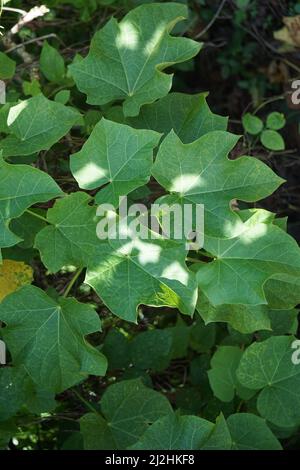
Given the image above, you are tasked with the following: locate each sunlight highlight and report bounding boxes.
[116,21,139,50]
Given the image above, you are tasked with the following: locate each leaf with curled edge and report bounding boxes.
[69,3,201,117]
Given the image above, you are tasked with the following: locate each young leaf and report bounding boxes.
[0,285,107,392]
[70,118,161,205]
[0,52,16,80]
[237,336,300,427]
[152,130,283,237]
[69,3,201,116]
[40,41,66,84]
[242,113,263,135]
[0,156,63,261]
[260,129,285,151]
[0,94,81,157]
[266,112,286,130]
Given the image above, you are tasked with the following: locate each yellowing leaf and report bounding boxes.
[274,16,300,48]
[0,260,33,301]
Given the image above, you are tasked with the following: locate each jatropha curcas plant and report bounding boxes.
[0,2,300,451]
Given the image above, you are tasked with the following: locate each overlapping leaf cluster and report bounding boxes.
[0,2,300,450]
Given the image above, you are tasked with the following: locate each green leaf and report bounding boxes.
[34,192,99,273]
[152,130,283,237]
[0,285,107,392]
[265,274,300,309]
[196,215,300,306]
[69,3,201,116]
[0,366,56,421]
[54,90,71,105]
[237,336,300,427]
[130,412,214,450]
[260,130,285,151]
[40,41,66,84]
[22,79,41,97]
[266,112,286,130]
[242,113,263,135]
[70,118,161,205]
[0,52,16,80]
[201,414,232,450]
[0,420,17,449]
[102,329,131,370]
[189,317,216,353]
[227,413,282,450]
[80,379,172,449]
[130,329,173,371]
[128,92,228,143]
[0,94,81,158]
[86,220,198,321]
[208,346,254,402]
[197,293,271,334]
[35,192,197,321]
[0,156,62,261]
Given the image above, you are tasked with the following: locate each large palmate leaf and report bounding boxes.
[237,336,300,427]
[70,118,161,205]
[196,218,300,306]
[128,92,228,143]
[80,379,172,449]
[152,131,283,237]
[34,192,101,273]
[69,3,201,116]
[35,192,197,321]
[0,156,63,261]
[0,94,81,157]
[0,286,107,392]
[86,220,198,321]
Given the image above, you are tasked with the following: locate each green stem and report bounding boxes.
[63,268,83,298]
[73,389,101,416]
[26,209,49,224]
[186,257,203,264]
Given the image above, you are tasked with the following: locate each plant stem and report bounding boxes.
[186,257,203,264]
[63,268,83,298]
[73,389,101,416]
[25,209,49,224]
